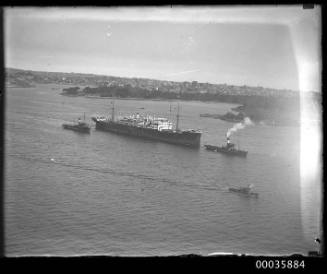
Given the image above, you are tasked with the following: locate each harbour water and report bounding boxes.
[4,84,320,256]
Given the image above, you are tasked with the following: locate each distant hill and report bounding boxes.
[6,67,315,98]
[6,67,320,127]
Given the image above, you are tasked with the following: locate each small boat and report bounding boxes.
[228,184,258,198]
[62,113,91,134]
[204,136,247,157]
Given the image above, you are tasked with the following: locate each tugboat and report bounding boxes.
[62,113,91,134]
[228,184,259,198]
[204,136,247,157]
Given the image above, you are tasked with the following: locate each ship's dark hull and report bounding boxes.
[94,120,201,147]
[62,124,90,133]
[204,144,247,157]
[219,117,243,123]
[229,188,258,198]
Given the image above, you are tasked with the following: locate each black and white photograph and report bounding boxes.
[2,6,322,257]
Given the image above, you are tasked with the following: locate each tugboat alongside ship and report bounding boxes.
[62,113,91,134]
[61,103,248,156]
[91,102,202,147]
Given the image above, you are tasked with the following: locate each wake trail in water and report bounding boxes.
[9,153,226,192]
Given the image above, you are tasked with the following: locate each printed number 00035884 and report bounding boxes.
[255,260,305,269]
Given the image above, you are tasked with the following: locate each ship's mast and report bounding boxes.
[176,103,180,131]
[237,131,240,149]
[111,101,115,121]
[169,102,172,123]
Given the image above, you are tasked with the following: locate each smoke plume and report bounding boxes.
[226,117,253,138]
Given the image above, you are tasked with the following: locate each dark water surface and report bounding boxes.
[5,84,318,256]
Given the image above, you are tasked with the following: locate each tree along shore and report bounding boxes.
[62,85,302,126]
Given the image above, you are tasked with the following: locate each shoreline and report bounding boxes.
[84,95,166,101]
[62,93,240,105]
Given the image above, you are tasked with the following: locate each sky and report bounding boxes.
[4,6,321,92]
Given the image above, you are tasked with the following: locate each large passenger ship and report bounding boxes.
[92,102,201,147]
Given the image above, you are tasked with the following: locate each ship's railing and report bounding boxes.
[93,116,107,122]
